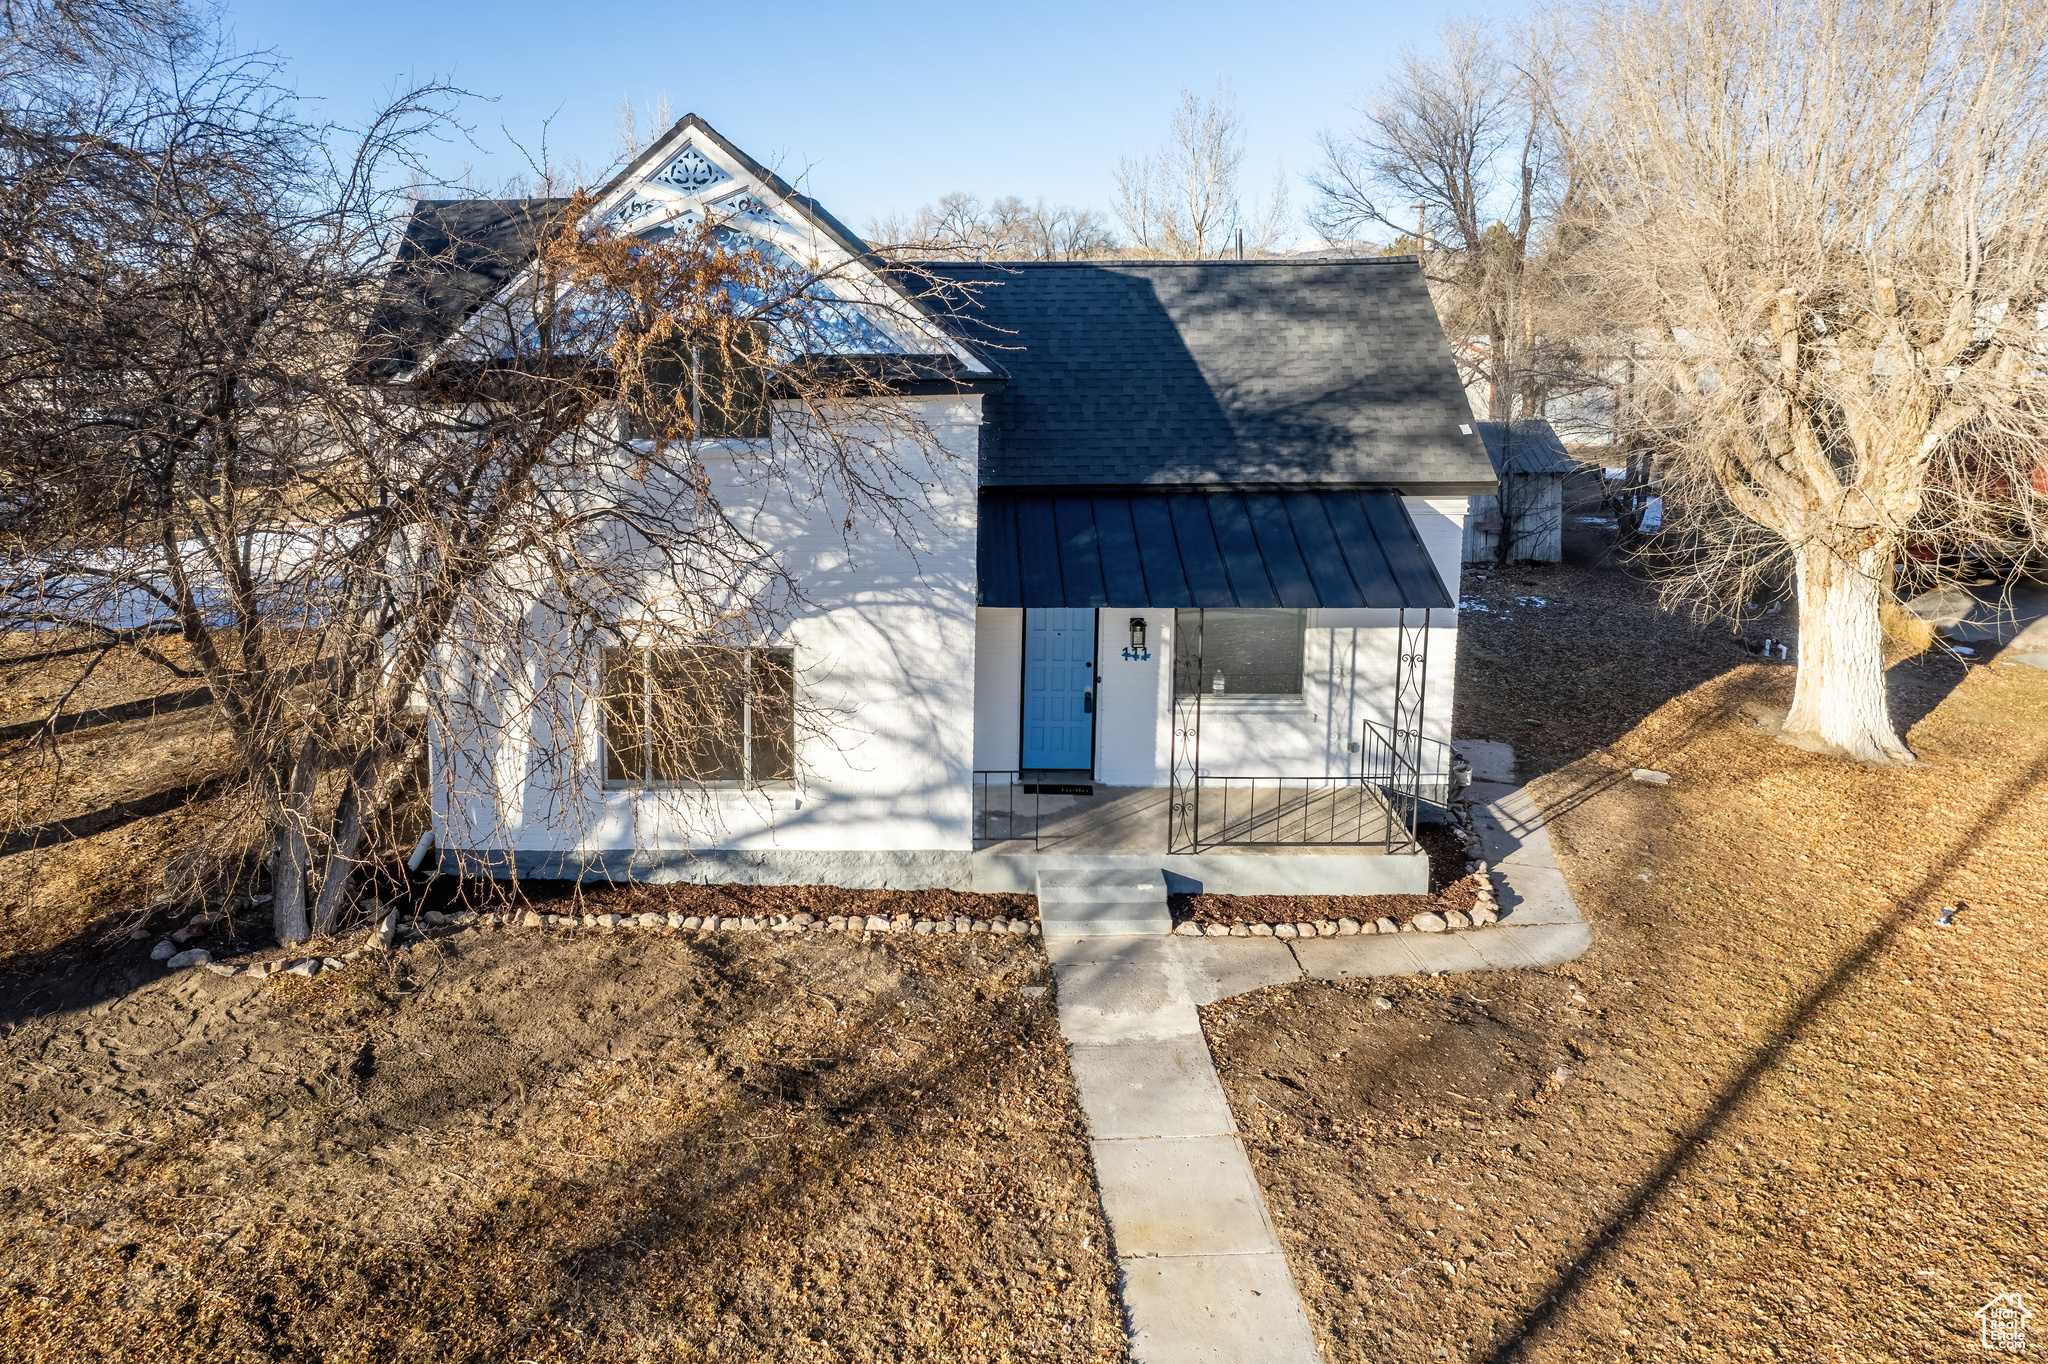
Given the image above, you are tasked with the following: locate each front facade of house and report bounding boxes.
[377,117,1496,893]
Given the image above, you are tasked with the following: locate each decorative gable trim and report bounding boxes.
[647,143,732,195]
[393,114,997,385]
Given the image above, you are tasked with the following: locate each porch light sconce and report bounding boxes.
[1122,616,1150,661]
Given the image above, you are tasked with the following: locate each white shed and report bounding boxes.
[1462,419,1576,563]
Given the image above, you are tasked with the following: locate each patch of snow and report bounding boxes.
[1639,497,1663,530]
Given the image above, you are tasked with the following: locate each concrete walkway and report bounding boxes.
[1039,745,1585,1362]
[1040,871,1322,1364]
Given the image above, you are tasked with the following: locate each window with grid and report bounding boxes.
[1172,609,1306,697]
[601,646,795,785]
[625,322,772,441]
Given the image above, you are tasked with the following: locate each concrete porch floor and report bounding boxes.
[970,781,1428,897]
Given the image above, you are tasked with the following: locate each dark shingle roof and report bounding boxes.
[1476,419,1576,477]
[358,198,572,378]
[917,259,1497,495]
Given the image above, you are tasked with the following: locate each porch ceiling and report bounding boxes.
[977,489,1453,610]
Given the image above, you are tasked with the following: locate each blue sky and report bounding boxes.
[226,0,1529,244]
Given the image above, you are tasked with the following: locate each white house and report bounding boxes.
[369,116,1498,897]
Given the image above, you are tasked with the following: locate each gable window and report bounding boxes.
[602,646,795,786]
[1172,609,1305,697]
[626,323,772,442]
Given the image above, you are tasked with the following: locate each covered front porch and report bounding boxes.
[972,775,1419,857]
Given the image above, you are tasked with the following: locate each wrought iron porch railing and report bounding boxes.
[1359,718,1459,832]
[973,771,1040,850]
[1166,775,1412,854]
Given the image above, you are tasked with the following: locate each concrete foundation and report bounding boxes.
[440,845,1426,897]
[974,851,1428,897]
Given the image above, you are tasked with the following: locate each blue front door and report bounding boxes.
[1022,608,1095,771]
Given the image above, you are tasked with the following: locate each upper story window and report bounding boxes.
[602,646,795,786]
[1173,609,1305,697]
[626,322,772,442]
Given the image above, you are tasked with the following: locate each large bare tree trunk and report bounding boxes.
[1782,541,1912,763]
[271,735,318,944]
[308,781,363,939]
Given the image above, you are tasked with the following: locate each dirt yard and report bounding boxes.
[1196,532,2048,1359]
[1203,551,2048,1362]
[0,634,246,969]
[0,923,1129,1362]
[0,638,1122,1362]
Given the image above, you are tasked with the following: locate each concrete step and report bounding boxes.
[1037,869,1170,903]
[1036,869,1173,937]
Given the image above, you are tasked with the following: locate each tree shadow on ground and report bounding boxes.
[1480,743,2048,1362]
[0,929,1122,1363]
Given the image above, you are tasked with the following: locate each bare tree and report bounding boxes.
[615,93,673,159]
[1314,21,1601,564]
[1568,0,2048,762]
[1312,21,1580,422]
[0,23,981,943]
[1115,81,1290,258]
[865,191,1117,261]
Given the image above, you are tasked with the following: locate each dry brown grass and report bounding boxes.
[0,927,1129,1363]
[1204,558,2048,1361]
[0,635,249,964]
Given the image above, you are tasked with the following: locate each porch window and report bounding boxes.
[1173,609,1305,697]
[625,323,772,442]
[601,646,795,785]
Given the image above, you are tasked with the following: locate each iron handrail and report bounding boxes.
[1359,718,1458,834]
[973,770,1040,850]
[1167,774,1410,854]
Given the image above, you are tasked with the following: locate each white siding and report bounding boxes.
[1407,496,1467,744]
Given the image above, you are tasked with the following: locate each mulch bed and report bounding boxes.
[464,877,1039,924]
[1172,877,1483,929]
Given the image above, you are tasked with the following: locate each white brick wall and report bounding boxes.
[437,396,985,858]
[972,607,1022,771]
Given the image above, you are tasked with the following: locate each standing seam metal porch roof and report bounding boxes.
[978,490,1453,610]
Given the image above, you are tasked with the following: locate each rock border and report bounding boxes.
[176,906,1043,980]
[1172,864,1504,939]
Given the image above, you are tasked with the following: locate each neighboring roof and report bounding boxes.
[358,198,571,379]
[978,489,1453,610]
[1476,419,1577,477]
[917,259,1497,496]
